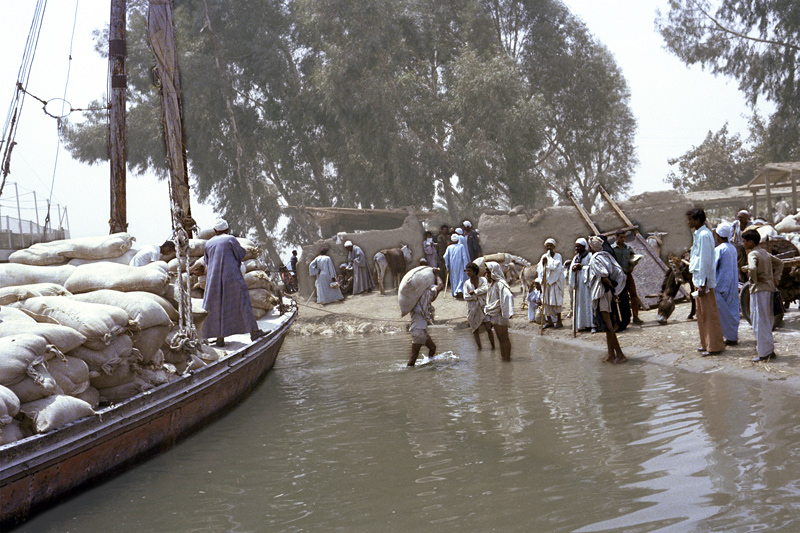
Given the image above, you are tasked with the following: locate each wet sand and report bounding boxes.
[293,287,800,389]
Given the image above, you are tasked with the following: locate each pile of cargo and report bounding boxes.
[0,230,277,445]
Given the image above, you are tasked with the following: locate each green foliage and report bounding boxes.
[658,0,800,161]
[63,0,638,249]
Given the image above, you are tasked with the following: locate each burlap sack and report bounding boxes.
[15,297,129,350]
[398,266,437,316]
[9,233,133,266]
[244,259,267,273]
[47,356,90,396]
[0,334,58,388]
[131,325,171,365]
[75,386,100,409]
[64,261,169,295]
[97,378,152,404]
[0,306,37,324]
[775,215,800,234]
[0,264,76,289]
[19,394,96,433]
[0,420,26,445]
[134,292,179,322]
[69,289,172,331]
[249,288,274,310]
[237,238,260,260]
[8,374,61,404]
[253,307,267,319]
[245,270,273,290]
[0,384,20,425]
[0,321,86,354]
[188,239,207,257]
[69,334,135,375]
[0,283,71,305]
[89,359,137,390]
[67,249,138,266]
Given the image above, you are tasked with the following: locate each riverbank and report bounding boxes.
[293,288,800,388]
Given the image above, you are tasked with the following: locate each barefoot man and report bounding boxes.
[588,236,627,363]
[464,262,495,350]
[407,274,443,367]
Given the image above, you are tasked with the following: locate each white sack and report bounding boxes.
[0,306,37,324]
[9,233,133,266]
[0,264,76,289]
[0,334,58,388]
[0,283,71,305]
[249,288,274,310]
[75,386,100,408]
[19,394,95,433]
[47,356,90,396]
[69,289,171,330]
[68,334,134,375]
[0,420,26,445]
[398,266,437,316]
[0,384,20,425]
[245,270,272,290]
[8,374,61,403]
[131,325,171,365]
[244,259,267,273]
[89,359,137,390]
[67,249,138,266]
[64,261,169,295]
[0,321,86,354]
[97,378,152,403]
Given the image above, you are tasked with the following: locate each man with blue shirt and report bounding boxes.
[687,208,726,356]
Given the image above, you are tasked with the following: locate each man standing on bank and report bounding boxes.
[612,230,643,326]
[537,238,565,329]
[686,208,726,356]
[742,229,783,362]
[345,240,374,295]
[203,219,266,347]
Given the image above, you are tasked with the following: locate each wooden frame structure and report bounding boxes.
[740,162,800,223]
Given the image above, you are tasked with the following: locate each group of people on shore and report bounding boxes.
[307,240,375,304]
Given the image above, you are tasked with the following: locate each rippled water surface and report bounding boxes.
[18,330,800,532]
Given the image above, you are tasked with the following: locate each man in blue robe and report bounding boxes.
[202,219,265,347]
[714,222,740,345]
[443,234,470,299]
[345,240,374,295]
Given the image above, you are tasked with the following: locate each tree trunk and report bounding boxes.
[109,0,127,234]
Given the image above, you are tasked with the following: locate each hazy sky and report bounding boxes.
[0,1,768,244]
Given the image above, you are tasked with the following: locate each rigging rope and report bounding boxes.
[1,0,48,199]
[43,0,80,237]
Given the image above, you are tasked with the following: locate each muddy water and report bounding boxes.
[18,330,800,532]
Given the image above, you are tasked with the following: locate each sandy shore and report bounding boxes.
[292,286,800,389]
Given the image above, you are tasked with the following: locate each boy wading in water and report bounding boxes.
[407,276,443,367]
[463,262,495,350]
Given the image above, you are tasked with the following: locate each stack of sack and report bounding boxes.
[9,233,136,266]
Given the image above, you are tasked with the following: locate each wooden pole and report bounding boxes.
[109,0,128,234]
[792,170,797,214]
[765,169,773,223]
[752,189,757,219]
[566,190,600,235]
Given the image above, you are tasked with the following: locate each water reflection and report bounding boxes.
[17,330,800,532]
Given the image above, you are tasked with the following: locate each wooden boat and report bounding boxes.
[0,301,296,528]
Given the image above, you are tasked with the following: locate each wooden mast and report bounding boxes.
[148,0,195,235]
[108,0,127,234]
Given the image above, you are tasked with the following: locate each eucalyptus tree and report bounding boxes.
[658,0,800,161]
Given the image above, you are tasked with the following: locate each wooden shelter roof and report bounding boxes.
[740,162,800,190]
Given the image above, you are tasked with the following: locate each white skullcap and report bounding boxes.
[451,233,459,242]
[716,222,734,239]
[575,238,588,248]
[214,219,229,231]
[589,236,604,252]
[738,210,750,217]
[344,240,353,247]
[340,263,348,269]
[455,228,464,235]
[544,238,556,246]
[463,220,472,227]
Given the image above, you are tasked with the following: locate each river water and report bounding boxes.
[17,329,800,532]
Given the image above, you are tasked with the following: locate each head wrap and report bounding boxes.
[486,261,506,282]
[716,221,734,239]
[463,220,472,228]
[344,240,353,248]
[575,238,588,248]
[455,228,464,235]
[589,236,604,252]
[451,234,459,242]
[213,219,229,231]
[544,238,556,247]
[737,210,750,218]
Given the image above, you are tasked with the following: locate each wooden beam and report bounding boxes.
[597,184,636,233]
[792,169,797,213]
[752,190,758,220]
[765,169,773,223]
[566,191,599,234]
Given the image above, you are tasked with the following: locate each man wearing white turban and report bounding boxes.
[537,238,565,328]
[714,222,740,345]
[202,219,265,346]
[443,232,470,298]
[569,237,594,331]
[588,236,627,363]
[344,240,374,295]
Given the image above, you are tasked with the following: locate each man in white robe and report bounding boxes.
[568,238,593,332]
[309,247,344,305]
[588,236,626,363]
[464,262,494,349]
[537,238,565,328]
[484,262,514,361]
[345,241,374,295]
[130,240,175,266]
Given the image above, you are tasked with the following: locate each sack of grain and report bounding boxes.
[89,359,137,390]
[131,291,179,322]
[9,374,61,403]
[249,288,274,310]
[97,378,152,404]
[398,266,437,316]
[9,233,133,266]
[139,368,172,388]
[237,238,260,260]
[253,307,267,319]
[69,334,134,375]
[18,394,96,433]
[0,420,26,445]
[0,321,86,354]
[64,262,169,295]
[0,264,76,289]
[69,289,172,331]
[0,384,20,426]
[47,356,90,396]
[67,249,138,266]
[0,334,58,388]
[131,325,171,365]
[188,239,207,257]
[15,297,129,350]
[775,215,800,234]
[244,259,267,273]
[0,306,37,324]
[244,270,272,290]
[192,299,209,331]
[74,386,99,409]
[0,283,71,305]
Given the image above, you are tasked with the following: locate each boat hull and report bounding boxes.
[0,307,295,528]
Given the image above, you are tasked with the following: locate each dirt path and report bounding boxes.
[292,287,800,389]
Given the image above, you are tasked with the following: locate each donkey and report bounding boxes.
[373,244,413,294]
[655,251,695,324]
